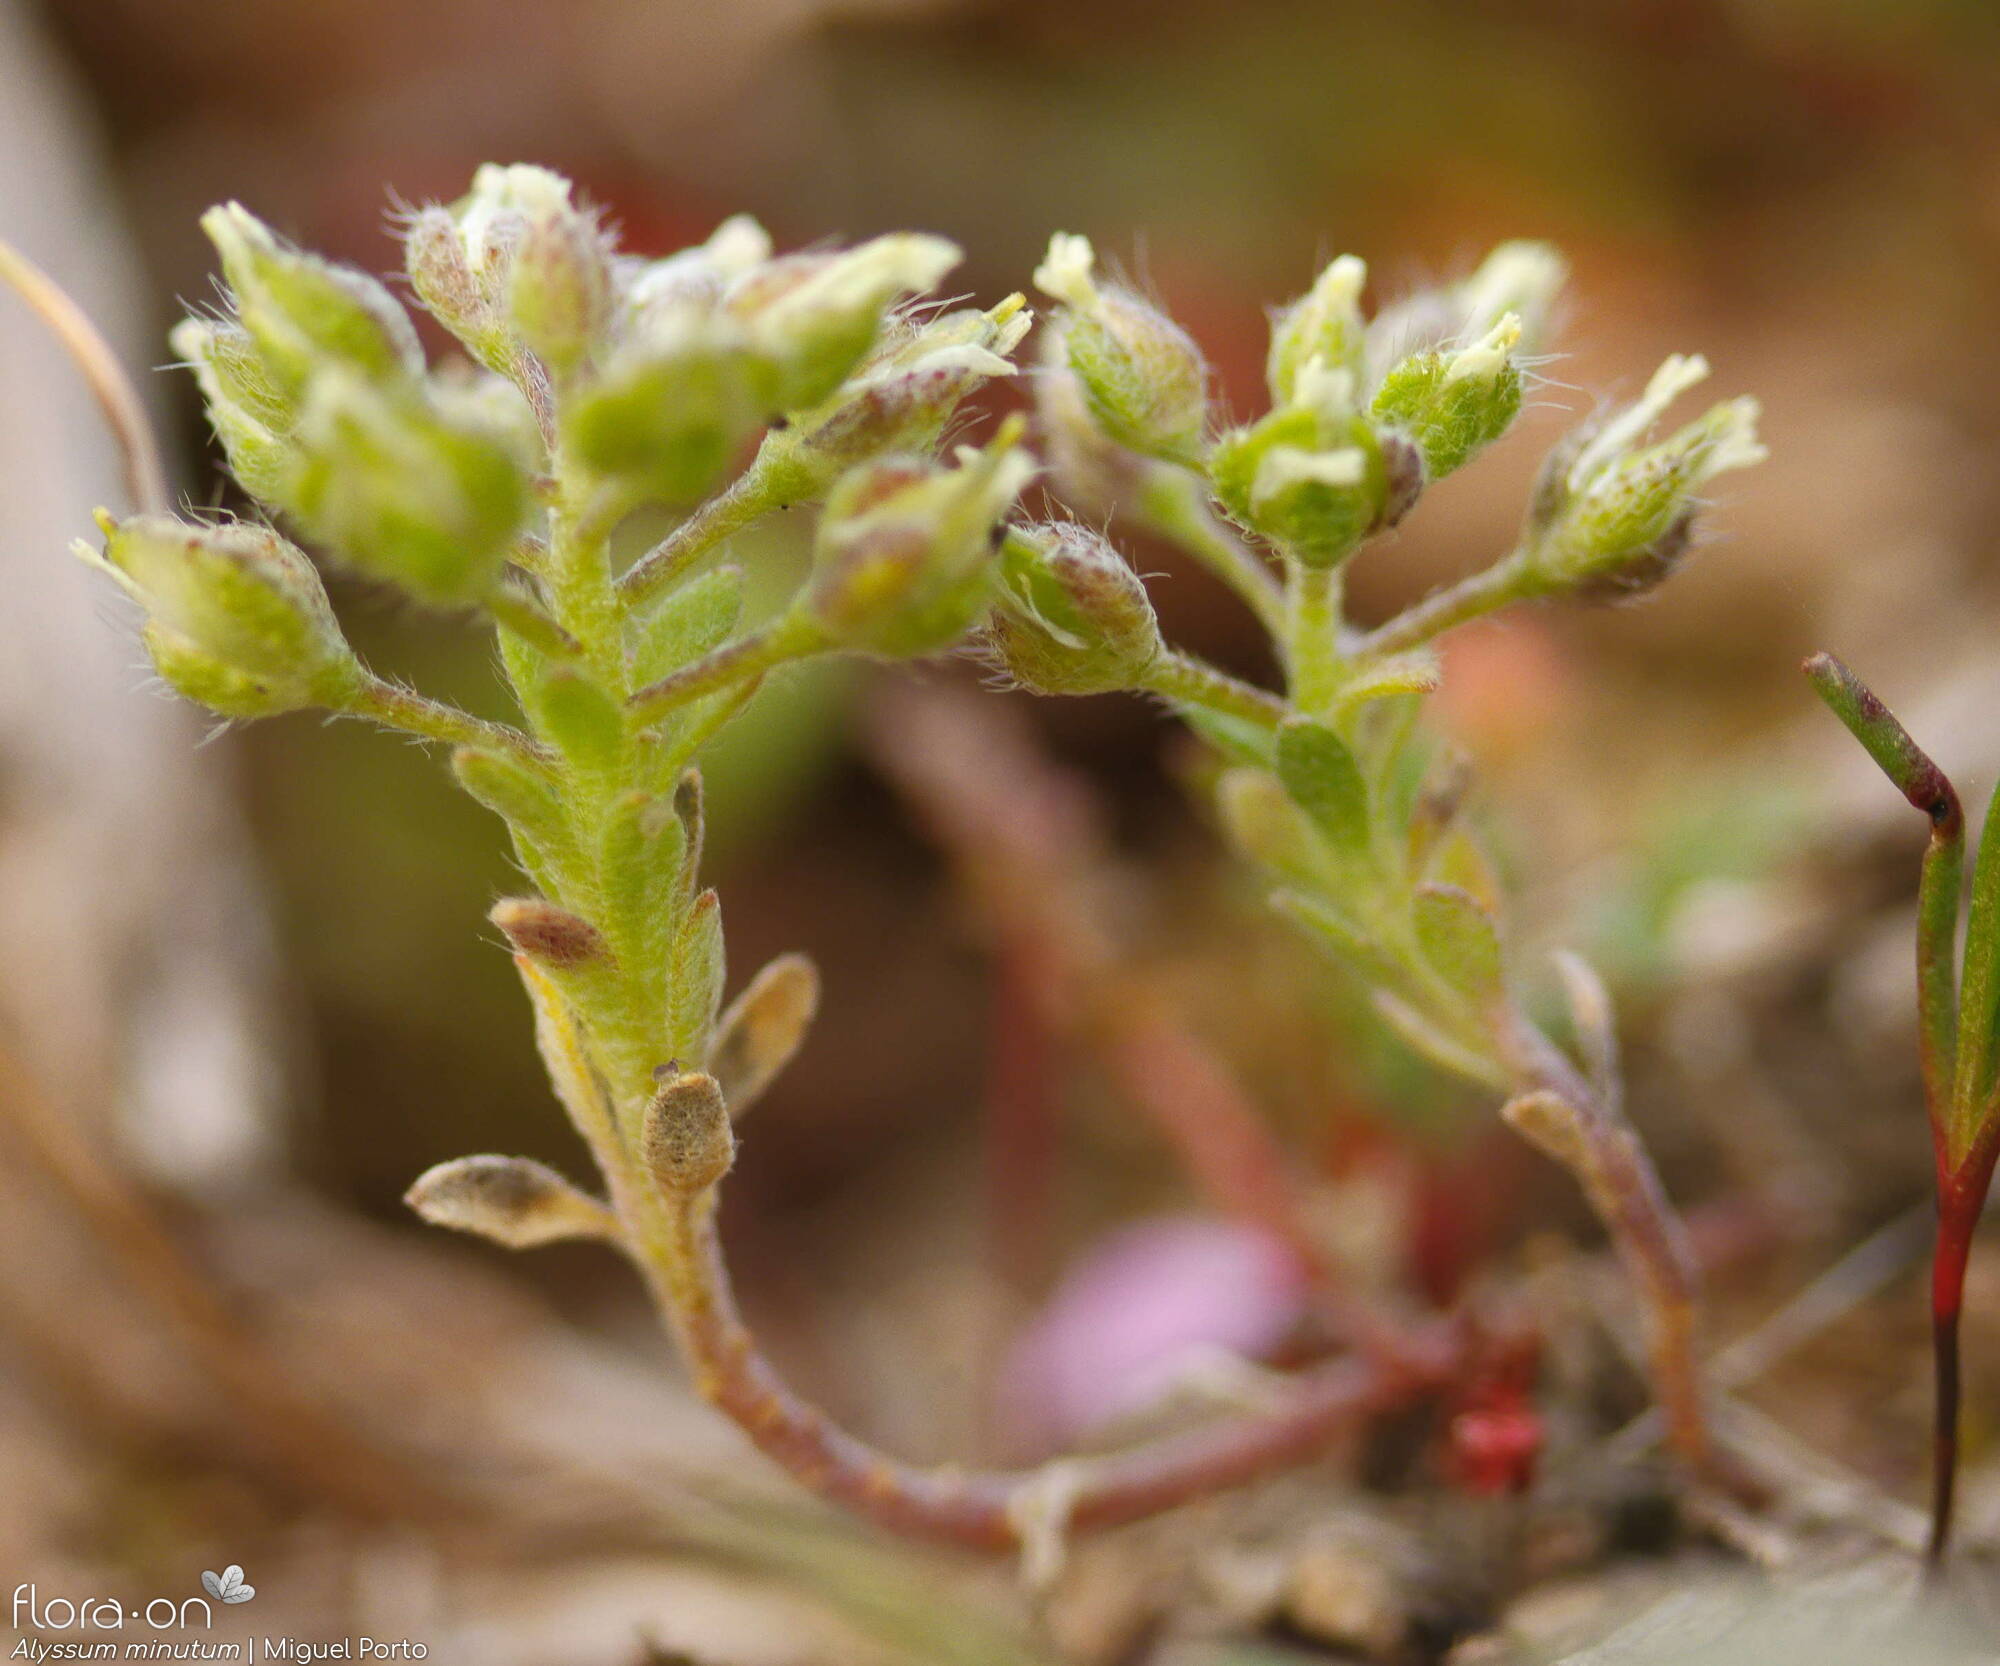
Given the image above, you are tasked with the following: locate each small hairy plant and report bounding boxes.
[1804,655,2000,1569]
[9,168,1768,1553]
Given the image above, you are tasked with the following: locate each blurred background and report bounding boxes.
[5,1,2000,1661]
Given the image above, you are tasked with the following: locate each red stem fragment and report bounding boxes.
[1927,1136,1997,1572]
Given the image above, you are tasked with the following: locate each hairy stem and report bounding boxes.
[620,1174,1455,1548]
[1356,552,1528,659]
[1140,650,1288,730]
[626,615,823,727]
[619,468,780,606]
[349,675,547,764]
[1286,562,1345,713]
[1135,469,1286,638]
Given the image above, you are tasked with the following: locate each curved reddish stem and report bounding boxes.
[642,1189,1458,1549]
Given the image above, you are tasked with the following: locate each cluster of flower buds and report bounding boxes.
[131,168,1043,729]
[985,520,1165,695]
[1518,354,1765,601]
[189,203,532,610]
[1033,236,1566,570]
[564,223,992,506]
[794,421,1036,658]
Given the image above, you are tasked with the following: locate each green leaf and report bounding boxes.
[1953,777,2000,1163]
[451,744,575,875]
[1804,653,1959,820]
[535,667,626,775]
[629,564,745,689]
[1275,717,1370,858]
[1333,649,1441,721]
[1268,888,1401,989]
[1215,768,1329,889]
[1412,881,1504,1007]
[709,952,819,1117]
[669,888,726,1057]
[1373,990,1508,1090]
[672,770,706,905]
[405,1154,616,1250]
[599,790,688,1018]
[1806,652,1964,1118]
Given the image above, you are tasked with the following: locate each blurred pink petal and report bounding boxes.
[998,1215,1309,1453]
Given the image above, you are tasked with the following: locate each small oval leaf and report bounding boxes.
[1274,717,1370,858]
[1413,881,1504,1006]
[643,1070,734,1194]
[405,1154,617,1250]
[709,952,820,1118]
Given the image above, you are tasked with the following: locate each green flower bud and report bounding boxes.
[783,294,1031,479]
[404,203,498,363]
[1370,312,1524,479]
[1267,254,1367,407]
[201,203,422,393]
[726,233,962,412]
[987,521,1163,696]
[1033,234,1208,464]
[1209,360,1389,566]
[1522,354,1765,600]
[171,316,302,509]
[139,625,317,719]
[506,193,614,376]
[290,371,530,608]
[797,427,1036,658]
[80,513,360,715]
[406,165,609,377]
[561,307,770,505]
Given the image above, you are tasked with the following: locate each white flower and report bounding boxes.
[1251,445,1367,509]
[1033,233,1100,310]
[1443,313,1522,386]
[1568,353,1713,491]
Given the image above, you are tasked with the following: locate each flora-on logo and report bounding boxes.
[200,1568,254,1607]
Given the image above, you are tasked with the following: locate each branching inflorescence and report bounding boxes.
[13,166,1766,1551]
